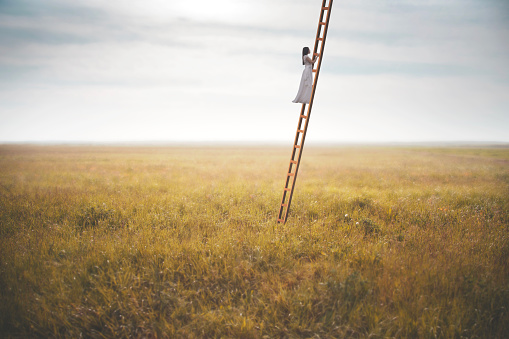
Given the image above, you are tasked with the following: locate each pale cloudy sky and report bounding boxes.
[1,0,508,143]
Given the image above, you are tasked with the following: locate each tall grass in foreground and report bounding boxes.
[0,145,508,338]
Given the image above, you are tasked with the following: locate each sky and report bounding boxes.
[0,0,508,144]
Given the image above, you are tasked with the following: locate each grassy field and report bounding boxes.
[0,144,508,338]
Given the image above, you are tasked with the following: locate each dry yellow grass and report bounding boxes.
[0,145,508,338]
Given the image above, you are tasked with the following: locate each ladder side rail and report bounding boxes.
[282,151,300,222]
[282,5,328,223]
[291,104,307,158]
[279,2,332,223]
[278,0,333,224]
[278,103,307,221]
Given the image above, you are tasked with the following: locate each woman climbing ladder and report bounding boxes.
[292,47,318,104]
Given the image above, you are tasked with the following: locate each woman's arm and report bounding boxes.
[305,55,318,64]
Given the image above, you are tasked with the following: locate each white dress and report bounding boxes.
[292,55,313,104]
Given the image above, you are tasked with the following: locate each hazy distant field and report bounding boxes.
[1,145,508,338]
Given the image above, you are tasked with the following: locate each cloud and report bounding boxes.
[0,0,507,143]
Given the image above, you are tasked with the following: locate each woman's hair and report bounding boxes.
[302,47,310,65]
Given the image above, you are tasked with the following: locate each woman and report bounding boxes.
[292,47,318,104]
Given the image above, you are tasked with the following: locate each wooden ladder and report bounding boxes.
[277,0,334,224]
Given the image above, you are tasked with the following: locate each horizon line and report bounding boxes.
[1,140,508,148]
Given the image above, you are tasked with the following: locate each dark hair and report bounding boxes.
[302,47,310,65]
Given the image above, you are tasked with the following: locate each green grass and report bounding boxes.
[1,145,508,338]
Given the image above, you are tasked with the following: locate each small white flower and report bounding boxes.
[356,222,359,225]
[345,214,348,217]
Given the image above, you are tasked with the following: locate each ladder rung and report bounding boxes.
[281,204,288,207]
[323,7,329,10]
[288,173,295,177]
[290,160,297,164]
[312,69,317,72]
[284,188,291,192]
[300,115,307,119]
[319,22,326,26]
[297,129,304,133]
[314,53,320,56]
[317,38,323,41]
[294,145,301,149]
[277,219,285,223]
